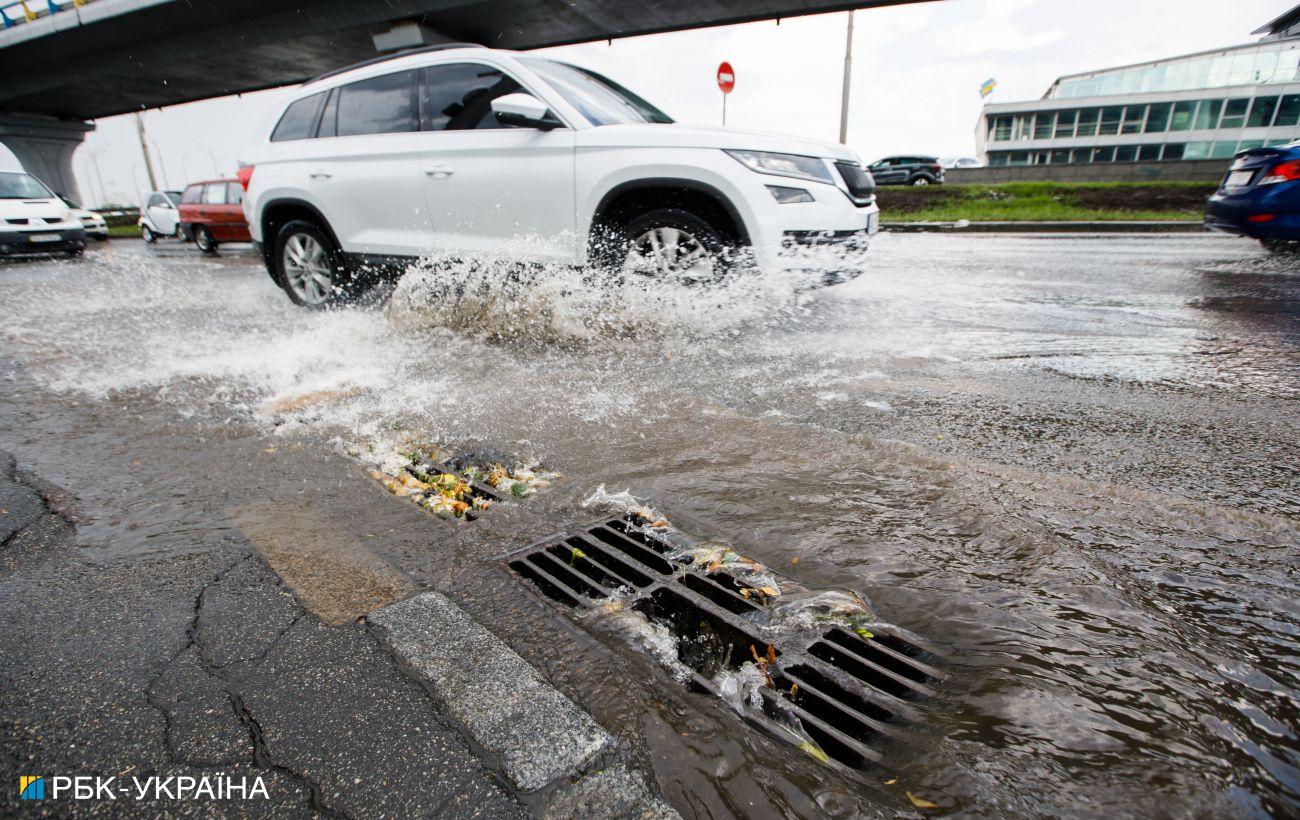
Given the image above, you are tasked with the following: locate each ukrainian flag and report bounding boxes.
[980,78,997,98]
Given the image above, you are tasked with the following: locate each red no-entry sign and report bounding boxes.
[717,62,735,94]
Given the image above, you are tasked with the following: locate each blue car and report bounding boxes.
[1205,142,1300,252]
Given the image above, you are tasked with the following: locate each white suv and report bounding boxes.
[240,44,879,306]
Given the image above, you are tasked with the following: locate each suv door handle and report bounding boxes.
[425,166,454,177]
[309,172,332,180]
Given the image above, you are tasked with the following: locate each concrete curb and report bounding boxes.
[883,220,1206,233]
[369,591,612,792]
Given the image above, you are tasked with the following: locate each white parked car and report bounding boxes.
[240,44,880,306]
[61,197,108,240]
[138,190,182,242]
[940,156,985,170]
[0,171,86,257]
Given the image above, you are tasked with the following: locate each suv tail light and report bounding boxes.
[1259,159,1300,186]
[237,165,255,191]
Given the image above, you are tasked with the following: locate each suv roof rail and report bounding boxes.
[305,42,487,85]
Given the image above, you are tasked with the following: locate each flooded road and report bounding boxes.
[1,233,1296,817]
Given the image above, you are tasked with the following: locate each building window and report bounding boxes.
[1238,139,1264,151]
[1098,107,1123,135]
[1193,99,1223,130]
[1219,98,1250,129]
[1145,103,1171,132]
[991,115,1013,141]
[1247,96,1279,128]
[988,152,1009,166]
[1115,145,1139,162]
[1276,94,1300,127]
[1054,110,1077,139]
[1049,149,1071,164]
[1138,144,1162,161]
[1075,108,1100,137]
[1206,140,1237,158]
[1121,105,1146,134]
[1033,112,1055,139]
[1169,101,1197,131]
[1092,146,1116,163]
[1014,114,1033,141]
[1162,143,1185,160]
[1183,141,1212,160]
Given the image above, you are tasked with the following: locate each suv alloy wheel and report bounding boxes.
[194,225,217,254]
[617,207,732,285]
[274,220,342,307]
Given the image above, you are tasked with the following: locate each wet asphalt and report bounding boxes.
[0,232,1296,818]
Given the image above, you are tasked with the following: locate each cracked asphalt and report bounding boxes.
[0,448,524,818]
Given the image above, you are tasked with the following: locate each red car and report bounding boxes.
[178,179,251,253]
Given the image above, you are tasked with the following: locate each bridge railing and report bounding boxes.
[1,0,92,29]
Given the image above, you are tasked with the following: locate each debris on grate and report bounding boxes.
[503,494,944,771]
[367,444,559,520]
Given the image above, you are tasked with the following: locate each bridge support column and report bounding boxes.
[0,114,95,202]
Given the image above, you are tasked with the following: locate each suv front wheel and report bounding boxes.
[615,207,734,284]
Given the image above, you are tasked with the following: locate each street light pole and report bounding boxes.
[133,112,159,191]
[838,11,854,144]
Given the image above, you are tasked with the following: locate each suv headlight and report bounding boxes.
[725,150,834,184]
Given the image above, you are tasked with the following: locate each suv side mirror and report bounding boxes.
[491,93,560,129]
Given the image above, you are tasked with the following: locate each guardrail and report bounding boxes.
[1,0,91,29]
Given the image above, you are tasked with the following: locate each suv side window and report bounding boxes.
[202,184,227,205]
[421,63,524,131]
[180,184,203,204]
[271,92,326,142]
[337,70,417,136]
[317,88,338,138]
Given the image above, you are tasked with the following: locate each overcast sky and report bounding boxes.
[1,0,1285,206]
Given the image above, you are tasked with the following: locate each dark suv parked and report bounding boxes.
[868,156,945,186]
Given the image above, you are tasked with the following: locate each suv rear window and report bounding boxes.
[225,183,243,206]
[337,70,417,136]
[271,92,327,142]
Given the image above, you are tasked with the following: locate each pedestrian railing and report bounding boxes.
[1,0,92,29]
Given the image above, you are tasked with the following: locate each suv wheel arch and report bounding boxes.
[259,198,344,283]
[588,178,750,263]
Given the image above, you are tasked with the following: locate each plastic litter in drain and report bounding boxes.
[503,503,944,770]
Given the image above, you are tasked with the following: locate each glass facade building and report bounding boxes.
[976,16,1300,167]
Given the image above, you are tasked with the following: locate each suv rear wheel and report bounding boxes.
[273,220,347,307]
[613,207,734,284]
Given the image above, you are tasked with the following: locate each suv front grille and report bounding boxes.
[834,161,876,206]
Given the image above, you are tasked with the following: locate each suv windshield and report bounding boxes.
[521,59,672,126]
[0,172,54,199]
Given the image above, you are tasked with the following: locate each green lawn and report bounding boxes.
[878,181,1212,223]
[107,224,140,238]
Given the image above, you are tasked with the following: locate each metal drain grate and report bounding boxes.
[505,515,943,768]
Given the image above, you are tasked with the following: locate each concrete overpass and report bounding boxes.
[0,0,936,199]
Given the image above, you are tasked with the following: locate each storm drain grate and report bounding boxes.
[505,515,944,769]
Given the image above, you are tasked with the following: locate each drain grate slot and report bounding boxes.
[682,573,760,615]
[504,514,943,770]
[824,628,941,685]
[586,525,677,575]
[635,587,769,679]
[782,664,898,725]
[527,552,611,601]
[808,640,932,700]
[567,534,653,588]
[509,559,583,607]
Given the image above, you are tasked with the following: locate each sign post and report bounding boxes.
[716,61,734,126]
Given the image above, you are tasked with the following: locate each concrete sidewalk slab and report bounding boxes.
[369,592,613,793]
